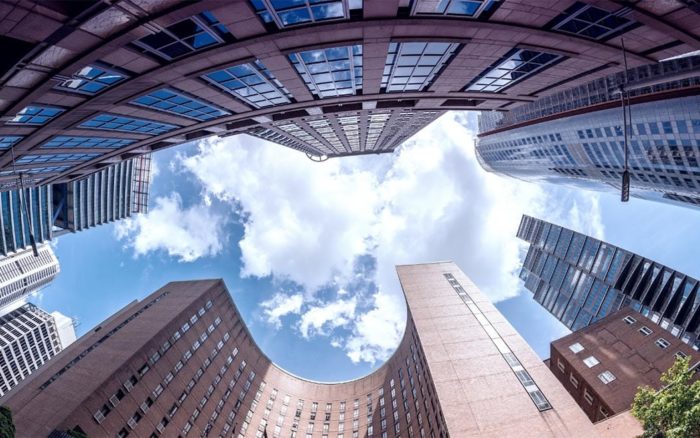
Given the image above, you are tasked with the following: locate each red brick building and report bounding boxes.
[549,307,700,422]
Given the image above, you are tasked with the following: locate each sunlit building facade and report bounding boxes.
[517,215,700,350]
[0,0,695,185]
[477,55,700,209]
[0,264,605,437]
[0,244,59,311]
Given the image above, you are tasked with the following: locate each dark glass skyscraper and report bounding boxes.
[517,215,700,349]
[477,56,700,209]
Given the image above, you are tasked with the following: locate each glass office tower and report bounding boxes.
[517,215,700,349]
[478,56,700,209]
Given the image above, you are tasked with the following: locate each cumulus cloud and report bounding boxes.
[143,111,604,365]
[115,193,226,262]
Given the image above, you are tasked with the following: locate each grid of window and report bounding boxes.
[132,12,227,61]
[583,356,599,368]
[466,48,563,92]
[8,106,64,125]
[381,42,459,92]
[17,153,101,164]
[598,370,616,384]
[412,0,497,17]
[655,338,671,349]
[131,88,229,121]
[202,60,292,108]
[0,136,22,150]
[288,45,362,98]
[552,2,635,40]
[26,165,71,174]
[79,114,179,135]
[444,273,552,411]
[55,64,127,95]
[40,136,136,149]
[249,0,358,28]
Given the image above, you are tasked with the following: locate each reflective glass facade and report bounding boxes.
[40,136,136,149]
[412,0,498,17]
[477,96,700,209]
[131,88,230,121]
[0,136,22,150]
[382,42,459,92]
[55,64,127,95]
[550,2,636,41]
[288,45,363,98]
[79,114,179,135]
[8,106,64,125]
[202,60,292,108]
[466,48,563,92]
[0,185,52,256]
[517,215,700,349]
[249,0,359,28]
[17,153,102,164]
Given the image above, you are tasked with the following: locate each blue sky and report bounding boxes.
[33,112,700,382]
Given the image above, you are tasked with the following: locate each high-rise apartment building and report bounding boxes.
[0,303,75,397]
[516,215,700,349]
[477,55,700,209]
[0,1,695,185]
[0,244,59,311]
[0,154,150,256]
[549,307,700,423]
[0,263,610,437]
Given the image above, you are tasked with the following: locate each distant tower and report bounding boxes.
[0,303,76,397]
[0,244,59,312]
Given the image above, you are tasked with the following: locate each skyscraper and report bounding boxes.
[0,303,75,397]
[0,263,610,438]
[0,244,59,311]
[549,307,700,423]
[516,215,700,349]
[476,55,700,209]
[0,1,695,186]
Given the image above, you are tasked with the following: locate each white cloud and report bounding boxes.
[168,112,604,365]
[115,193,225,262]
[260,293,304,329]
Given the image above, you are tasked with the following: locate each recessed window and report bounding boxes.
[41,135,135,149]
[288,44,363,98]
[249,0,357,28]
[412,0,498,17]
[569,342,584,354]
[583,356,599,368]
[583,388,594,404]
[132,12,228,61]
[623,315,636,325]
[0,136,22,150]
[16,153,101,164]
[465,48,564,93]
[655,338,671,349]
[675,351,688,360]
[202,60,292,108]
[598,370,616,384]
[569,373,579,388]
[552,2,635,41]
[131,88,229,121]
[557,358,565,373]
[79,114,179,135]
[639,326,653,336]
[7,105,65,125]
[381,42,459,92]
[55,64,127,95]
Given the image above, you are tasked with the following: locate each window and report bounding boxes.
[0,136,22,150]
[132,12,228,61]
[55,64,127,95]
[16,152,101,164]
[412,0,497,17]
[569,373,579,388]
[79,114,179,135]
[381,42,459,92]
[203,60,292,108]
[639,326,653,336]
[598,370,616,384]
[131,88,229,121]
[40,135,135,149]
[249,0,355,28]
[93,404,109,423]
[556,358,565,373]
[466,48,563,92]
[551,2,635,40]
[583,356,599,368]
[675,351,688,360]
[584,388,594,404]
[656,338,671,349]
[288,45,363,98]
[623,315,637,325]
[8,105,64,125]
[569,342,584,354]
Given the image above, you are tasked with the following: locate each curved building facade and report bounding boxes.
[0,263,600,437]
[0,0,697,188]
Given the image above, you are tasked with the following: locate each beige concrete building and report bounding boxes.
[0,262,625,437]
